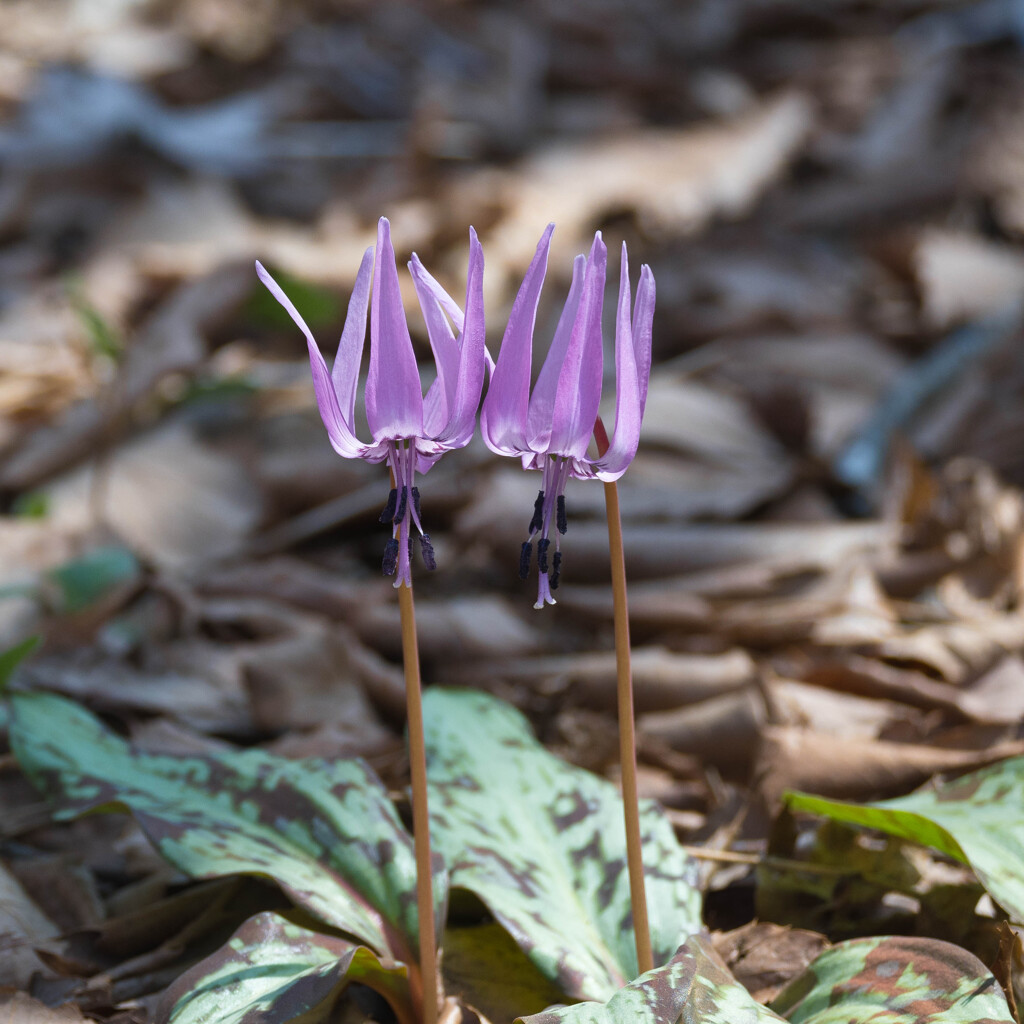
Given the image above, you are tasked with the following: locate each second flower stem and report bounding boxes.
[395,530,438,1024]
[594,416,653,977]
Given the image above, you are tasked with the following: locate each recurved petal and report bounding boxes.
[632,264,655,416]
[365,218,424,441]
[441,225,486,449]
[587,244,644,481]
[546,233,607,460]
[407,256,465,334]
[331,246,374,427]
[526,252,585,451]
[481,223,554,457]
[410,253,460,438]
[255,261,372,459]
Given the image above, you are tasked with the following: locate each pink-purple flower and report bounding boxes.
[481,225,654,608]
[256,217,485,587]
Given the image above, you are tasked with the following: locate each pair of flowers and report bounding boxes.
[256,218,654,608]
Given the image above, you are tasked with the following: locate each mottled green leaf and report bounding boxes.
[158,911,414,1024]
[424,689,701,1001]
[518,932,784,1024]
[772,935,1015,1024]
[10,692,445,963]
[786,758,1024,922]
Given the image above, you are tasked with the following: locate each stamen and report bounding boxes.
[420,534,436,571]
[529,490,545,535]
[550,551,562,590]
[519,541,532,579]
[394,486,409,524]
[537,538,551,574]
[382,538,399,577]
[379,488,398,524]
[412,486,422,520]
[556,495,568,535]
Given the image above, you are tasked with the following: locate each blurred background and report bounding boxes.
[4,0,1024,1004]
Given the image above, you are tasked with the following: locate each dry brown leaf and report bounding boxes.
[714,922,829,1004]
[758,725,1024,807]
[639,687,766,776]
[767,678,910,741]
[442,646,756,712]
[0,864,59,989]
[42,419,261,570]
[483,91,814,272]
[913,229,1024,329]
[0,265,252,491]
[0,990,86,1024]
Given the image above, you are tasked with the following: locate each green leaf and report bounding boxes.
[9,692,446,964]
[45,545,140,613]
[786,758,1024,922]
[0,636,40,694]
[159,911,414,1024]
[518,932,784,1024]
[424,689,701,1001]
[771,935,1016,1024]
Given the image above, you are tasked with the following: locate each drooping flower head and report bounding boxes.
[256,217,485,587]
[481,225,654,608]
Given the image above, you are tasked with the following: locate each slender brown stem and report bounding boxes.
[594,416,653,977]
[389,453,438,1024]
[397,580,439,1024]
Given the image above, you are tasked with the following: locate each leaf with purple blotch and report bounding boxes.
[158,911,414,1024]
[772,935,1015,1024]
[518,932,784,1024]
[424,688,701,1001]
[9,691,446,965]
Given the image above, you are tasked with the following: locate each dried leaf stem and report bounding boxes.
[595,416,653,977]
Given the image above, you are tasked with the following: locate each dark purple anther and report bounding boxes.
[529,490,545,535]
[379,488,398,523]
[382,538,400,576]
[420,534,436,570]
[537,537,551,574]
[519,541,532,579]
[550,551,562,590]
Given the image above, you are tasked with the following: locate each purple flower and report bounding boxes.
[256,217,485,587]
[481,225,654,608]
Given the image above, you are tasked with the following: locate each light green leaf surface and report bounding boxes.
[10,691,446,963]
[519,932,783,1024]
[424,689,701,1001]
[158,911,413,1024]
[772,935,1015,1024]
[786,758,1024,922]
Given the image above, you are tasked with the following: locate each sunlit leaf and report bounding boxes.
[158,912,414,1024]
[518,932,784,1024]
[424,689,701,1001]
[9,691,446,963]
[772,935,1016,1024]
[786,758,1024,922]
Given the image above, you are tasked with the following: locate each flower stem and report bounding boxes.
[397,580,439,1024]
[390,451,438,1024]
[594,416,653,977]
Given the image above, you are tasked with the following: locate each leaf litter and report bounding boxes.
[2,1,1024,1022]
